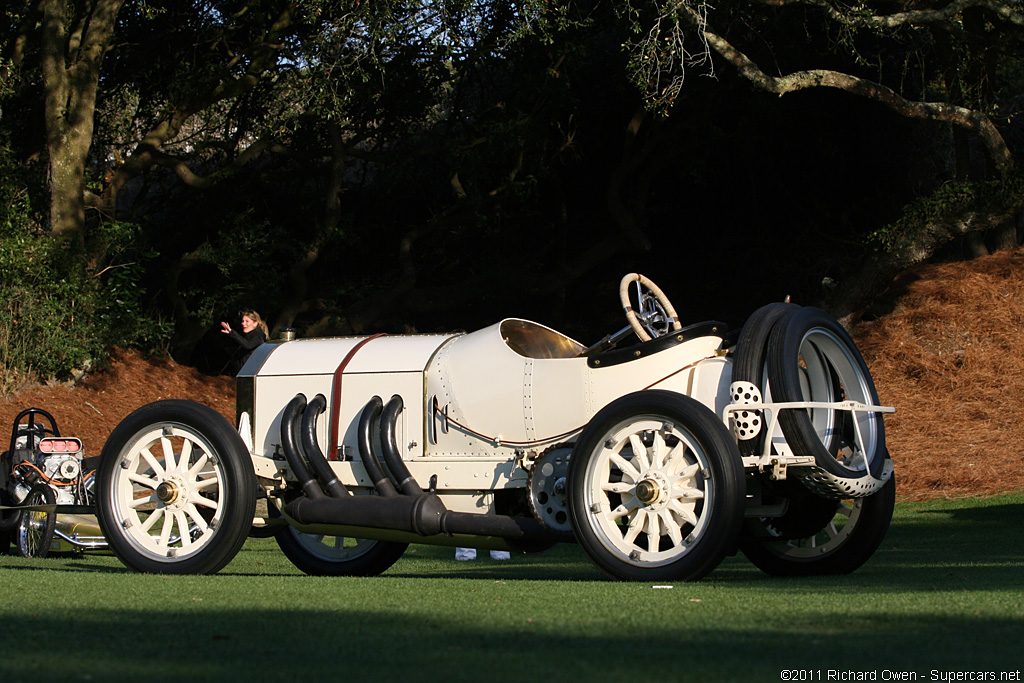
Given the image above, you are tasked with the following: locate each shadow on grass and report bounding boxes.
[3,497,1022,588]
[0,605,1019,682]
[1,497,1021,681]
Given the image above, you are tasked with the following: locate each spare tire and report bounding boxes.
[766,307,886,480]
[730,302,798,458]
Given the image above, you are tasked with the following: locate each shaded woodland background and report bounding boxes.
[7,246,1024,500]
[1,1,1023,382]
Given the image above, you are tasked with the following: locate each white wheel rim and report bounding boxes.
[109,423,227,561]
[287,531,379,562]
[797,328,881,473]
[583,416,712,567]
[763,499,862,558]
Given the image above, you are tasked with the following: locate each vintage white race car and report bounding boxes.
[95,274,895,581]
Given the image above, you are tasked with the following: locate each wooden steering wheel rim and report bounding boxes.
[619,273,682,342]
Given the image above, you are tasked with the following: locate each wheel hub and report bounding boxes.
[634,470,671,508]
[635,479,660,504]
[156,481,180,505]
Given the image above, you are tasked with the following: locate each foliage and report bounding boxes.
[0,142,168,391]
[1,0,1023,374]
[869,171,1024,254]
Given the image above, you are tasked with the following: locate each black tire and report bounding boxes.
[740,470,895,576]
[275,526,408,576]
[731,302,798,457]
[16,485,56,558]
[0,488,23,532]
[568,390,745,582]
[96,400,256,574]
[766,307,886,480]
[248,522,284,538]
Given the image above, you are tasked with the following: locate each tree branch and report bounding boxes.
[674,2,1015,177]
[753,0,1024,29]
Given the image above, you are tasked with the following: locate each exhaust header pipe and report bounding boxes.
[280,394,570,545]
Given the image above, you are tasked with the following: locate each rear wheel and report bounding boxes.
[0,489,23,533]
[568,391,745,582]
[96,400,256,574]
[16,485,56,558]
[276,526,408,576]
[740,472,895,576]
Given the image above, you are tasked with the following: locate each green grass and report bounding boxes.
[1,494,1021,682]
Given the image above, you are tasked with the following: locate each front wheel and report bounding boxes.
[96,400,256,574]
[568,391,745,582]
[16,485,56,558]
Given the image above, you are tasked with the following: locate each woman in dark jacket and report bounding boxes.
[221,309,269,371]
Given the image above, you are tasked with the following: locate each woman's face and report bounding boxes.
[241,315,257,333]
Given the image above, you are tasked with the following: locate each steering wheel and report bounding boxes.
[619,273,682,342]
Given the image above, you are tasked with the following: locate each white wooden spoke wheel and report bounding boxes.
[569,391,744,582]
[97,400,255,574]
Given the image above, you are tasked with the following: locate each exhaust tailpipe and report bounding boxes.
[281,395,325,500]
[381,395,423,496]
[357,396,399,497]
[302,394,349,498]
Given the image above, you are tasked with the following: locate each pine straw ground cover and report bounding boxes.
[855,247,1024,500]
[3,248,1024,501]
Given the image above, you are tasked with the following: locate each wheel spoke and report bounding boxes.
[158,510,174,550]
[623,510,645,545]
[667,499,698,527]
[160,436,177,472]
[602,481,634,494]
[609,453,640,481]
[175,511,192,549]
[646,508,661,541]
[140,446,165,479]
[675,456,700,480]
[128,472,160,490]
[192,494,220,511]
[628,435,651,471]
[129,492,158,508]
[650,431,667,470]
[659,510,683,547]
[141,507,164,533]
[671,485,704,501]
[184,503,210,534]
[186,452,210,479]
[176,440,194,474]
[608,501,635,520]
[664,442,687,475]
[193,475,220,491]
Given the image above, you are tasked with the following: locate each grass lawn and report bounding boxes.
[1,494,1021,683]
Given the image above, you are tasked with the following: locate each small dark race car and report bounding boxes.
[1,408,106,557]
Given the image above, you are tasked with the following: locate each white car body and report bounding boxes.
[93,276,895,581]
[239,318,731,513]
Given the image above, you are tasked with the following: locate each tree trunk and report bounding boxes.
[40,0,126,250]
